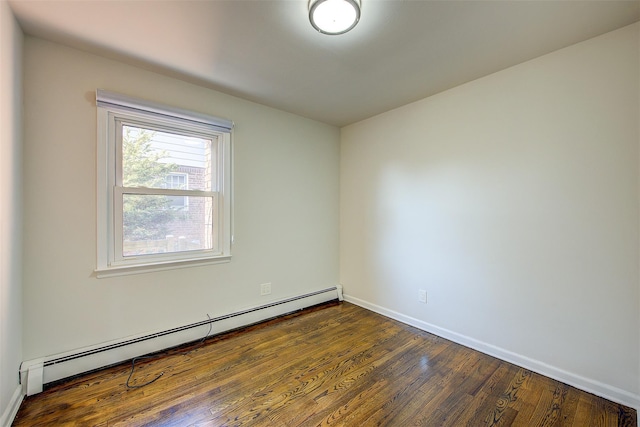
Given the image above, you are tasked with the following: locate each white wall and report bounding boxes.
[341,23,640,406]
[0,1,23,424]
[22,37,339,361]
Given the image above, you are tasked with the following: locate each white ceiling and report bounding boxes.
[8,0,640,127]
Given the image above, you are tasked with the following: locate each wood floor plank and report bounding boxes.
[12,301,636,427]
[507,374,544,426]
[529,383,567,427]
[462,363,522,424]
[485,367,532,426]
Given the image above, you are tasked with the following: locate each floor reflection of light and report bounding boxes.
[420,355,429,372]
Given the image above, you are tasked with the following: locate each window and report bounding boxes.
[165,173,189,211]
[96,90,233,277]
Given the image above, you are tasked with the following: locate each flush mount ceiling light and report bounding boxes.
[309,0,361,35]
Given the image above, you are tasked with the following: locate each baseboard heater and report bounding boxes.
[20,285,343,396]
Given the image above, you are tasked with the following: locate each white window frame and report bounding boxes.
[95,90,233,277]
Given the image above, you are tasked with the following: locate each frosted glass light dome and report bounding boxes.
[309,0,361,35]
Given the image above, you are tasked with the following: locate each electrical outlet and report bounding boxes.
[260,283,272,296]
[418,289,427,304]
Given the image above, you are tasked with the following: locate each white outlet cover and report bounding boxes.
[418,290,427,303]
[260,283,272,295]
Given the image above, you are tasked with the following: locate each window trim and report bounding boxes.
[95,90,233,278]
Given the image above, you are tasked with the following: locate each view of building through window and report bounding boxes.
[121,125,216,257]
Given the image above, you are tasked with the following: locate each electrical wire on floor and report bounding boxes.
[125,314,213,390]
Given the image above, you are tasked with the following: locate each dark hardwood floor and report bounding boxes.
[13,301,636,426]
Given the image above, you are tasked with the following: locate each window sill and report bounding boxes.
[95,255,231,278]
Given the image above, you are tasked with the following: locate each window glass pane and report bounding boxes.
[122,125,213,191]
[122,194,215,257]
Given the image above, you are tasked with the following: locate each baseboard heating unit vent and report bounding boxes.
[20,286,342,396]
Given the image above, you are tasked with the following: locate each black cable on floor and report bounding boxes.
[125,314,213,390]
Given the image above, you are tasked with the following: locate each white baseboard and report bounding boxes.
[344,294,640,413]
[21,287,339,392]
[1,385,24,427]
